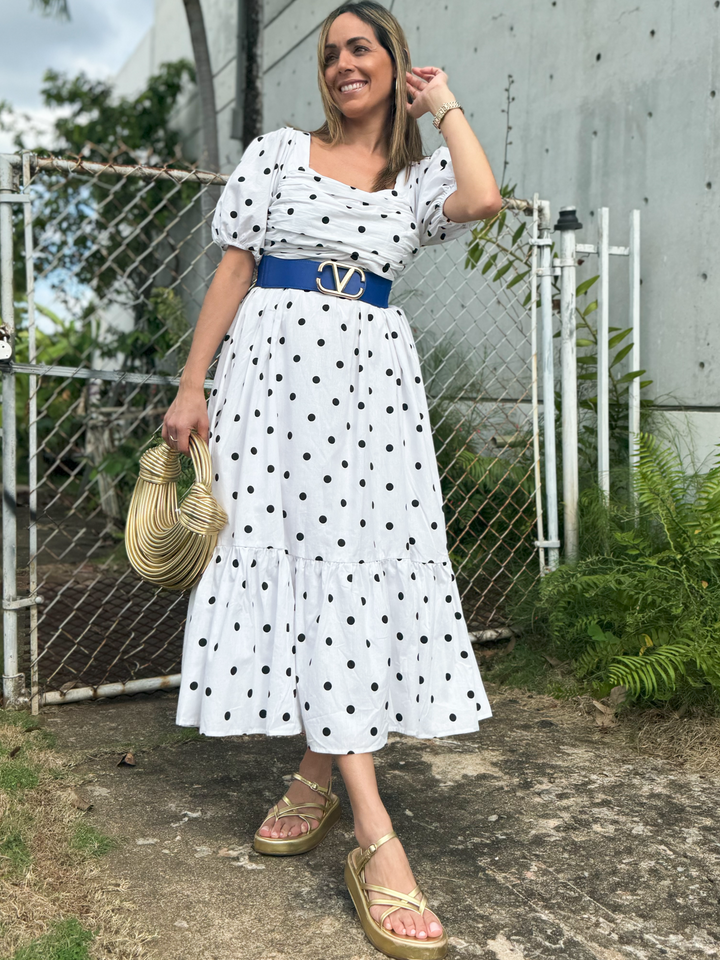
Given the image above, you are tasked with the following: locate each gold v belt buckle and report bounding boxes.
[316,260,367,300]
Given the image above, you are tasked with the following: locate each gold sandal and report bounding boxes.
[253,771,341,856]
[344,830,448,960]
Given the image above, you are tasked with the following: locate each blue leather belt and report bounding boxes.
[255,255,391,309]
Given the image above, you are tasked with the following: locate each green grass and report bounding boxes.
[0,763,39,793]
[0,827,31,876]
[70,823,115,859]
[10,918,94,960]
[0,710,41,732]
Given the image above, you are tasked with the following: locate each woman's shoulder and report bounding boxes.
[400,145,450,188]
[238,126,307,154]
[253,125,309,144]
[408,144,450,171]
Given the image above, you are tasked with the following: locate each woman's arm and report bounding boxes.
[163,246,255,454]
[406,66,503,222]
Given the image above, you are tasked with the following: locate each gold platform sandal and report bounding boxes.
[253,772,341,856]
[344,830,448,960]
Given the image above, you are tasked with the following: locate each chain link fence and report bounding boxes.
[1,151,544,708]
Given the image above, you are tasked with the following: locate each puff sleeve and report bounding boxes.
[412,145,478,247]
[211,127,289,263]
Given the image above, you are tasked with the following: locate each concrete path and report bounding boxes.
[45,687,719,960]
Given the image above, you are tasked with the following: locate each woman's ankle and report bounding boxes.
[299,749,333,783]
[354,814,394,849]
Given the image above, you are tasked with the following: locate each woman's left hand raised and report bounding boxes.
[405,66,453,119]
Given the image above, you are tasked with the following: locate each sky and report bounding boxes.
[0,0,155,153]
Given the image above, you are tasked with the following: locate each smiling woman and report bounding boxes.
[164,3,501,958]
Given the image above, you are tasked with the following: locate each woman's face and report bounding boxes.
[323,12,395,120]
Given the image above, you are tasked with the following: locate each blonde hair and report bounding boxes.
[311,1,425,192]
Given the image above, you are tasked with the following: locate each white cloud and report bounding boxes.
[0,0,155,153]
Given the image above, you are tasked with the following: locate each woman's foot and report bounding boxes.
[357,827,444,941]
[258,751,333,839]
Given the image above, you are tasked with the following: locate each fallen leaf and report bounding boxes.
[117,751,136,767]
[594,712,616,729]
[9,746,22,759]
[591,699,614,715]
[504,636,517,654]
[542,655,564,668]
[607,685,627,707]
[67,788,93,811]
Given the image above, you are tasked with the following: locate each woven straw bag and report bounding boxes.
[125,430,228,591]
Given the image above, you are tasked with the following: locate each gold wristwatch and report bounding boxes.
[432,100,464,130]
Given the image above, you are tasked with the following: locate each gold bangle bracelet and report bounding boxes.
[432,100,464,130]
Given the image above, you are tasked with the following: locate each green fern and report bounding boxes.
[532,432,720,704]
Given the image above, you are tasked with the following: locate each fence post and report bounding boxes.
[536,200,560,571]
[597,207,610,498]
[628,209,641,513]
[0,155,24,707]
[554,206,582,563]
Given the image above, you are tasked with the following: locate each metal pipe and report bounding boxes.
[22,154,40,715]
[0,155,23,707]
[538,200,560,571]
[628,209,641,514]
[597,207,610,498]
[555,206,583,563]
[0,153,228,185]
[530,195,546,576]
[41,673,182,706]
[469,628,515,643]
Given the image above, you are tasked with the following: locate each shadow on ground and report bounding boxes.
[44,685,719,960]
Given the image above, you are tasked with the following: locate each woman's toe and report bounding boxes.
[391,915,406,936]
[427,920,443,938]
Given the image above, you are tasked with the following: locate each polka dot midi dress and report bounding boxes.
[175,126,492,753]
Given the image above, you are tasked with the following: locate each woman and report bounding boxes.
[164,2,501,957]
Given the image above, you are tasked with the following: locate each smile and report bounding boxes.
[339,80,368,93]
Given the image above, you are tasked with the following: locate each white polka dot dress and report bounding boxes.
[175,126,493,753]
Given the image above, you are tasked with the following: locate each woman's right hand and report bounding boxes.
[163,385,209,455]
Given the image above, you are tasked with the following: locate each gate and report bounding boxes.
[0,150,560,712]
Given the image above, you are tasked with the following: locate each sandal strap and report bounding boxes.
[379,890,428,928]
[258,796,328,828]
[356,829,398,873]
[362,882,426,909]
[361,883,428,926]
[291,771,333,798]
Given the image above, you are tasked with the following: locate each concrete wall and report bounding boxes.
[114,0,720,464]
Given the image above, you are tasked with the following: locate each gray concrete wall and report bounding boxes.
[114,0,720,464]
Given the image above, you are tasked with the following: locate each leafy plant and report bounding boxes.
[534,432,720,704]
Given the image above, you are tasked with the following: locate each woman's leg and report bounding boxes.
[336,753,443,941]
[257,744,334,838]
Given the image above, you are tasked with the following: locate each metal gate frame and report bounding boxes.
[0,149,641,713]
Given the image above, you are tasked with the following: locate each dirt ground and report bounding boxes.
[44,685,719,960]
